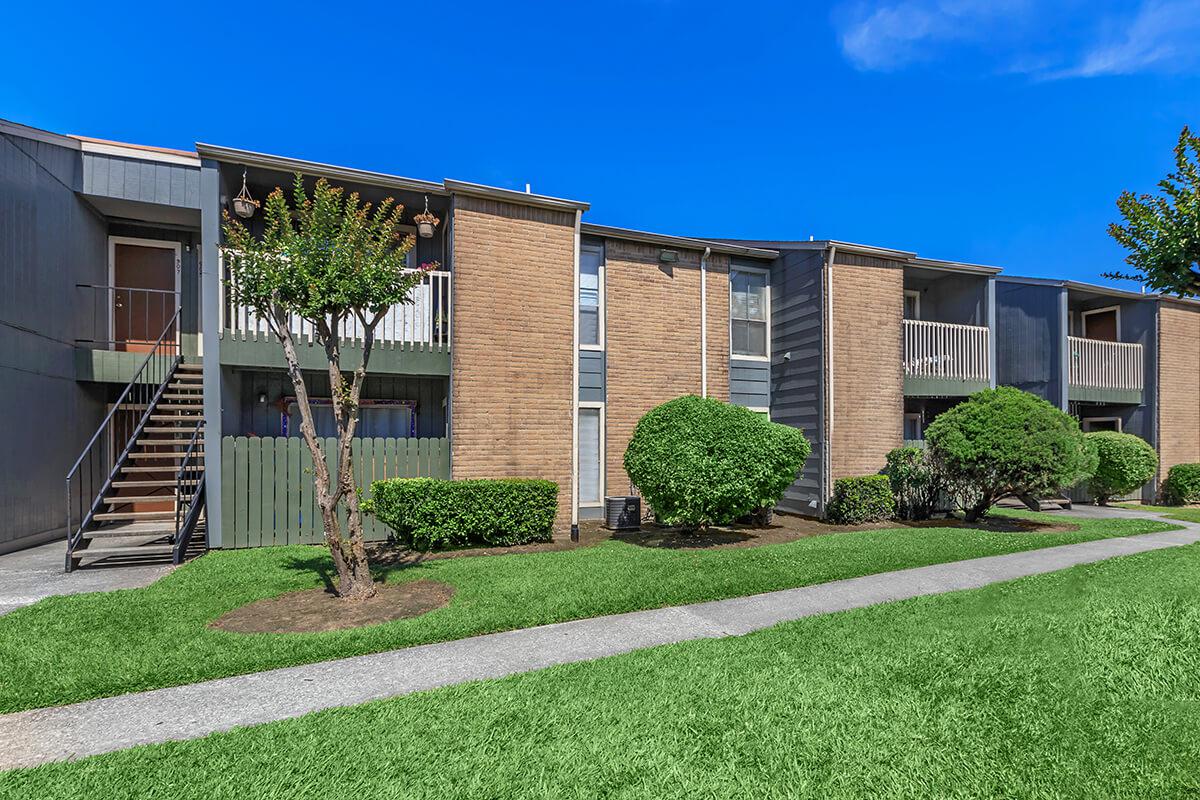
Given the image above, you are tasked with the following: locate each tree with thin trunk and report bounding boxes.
[222,175,433,600]
[1106,126,1200,297]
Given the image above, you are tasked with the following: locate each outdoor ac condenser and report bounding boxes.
[603,495,641,531]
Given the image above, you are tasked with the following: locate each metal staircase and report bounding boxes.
[65,310,207,571]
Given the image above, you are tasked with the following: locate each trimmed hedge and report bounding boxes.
[370,478,558,550]
[623,395,811,530]
[1162,463,1200,506]
[1085,431,1157,505]
[884,446,945,521]
[827,475,896,525]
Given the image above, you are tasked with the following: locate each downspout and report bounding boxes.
[823,244,838,509]
[570,209,582,538]
[700,246,711,397]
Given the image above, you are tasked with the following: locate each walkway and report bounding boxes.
[1,507,1197,770]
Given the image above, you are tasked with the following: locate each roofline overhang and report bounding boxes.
[443,178,590,212]
[74,136,198,167]
[583,224,778,259]
[195,142,448,195]
[909,257,1002,276]
[0,118,81,150]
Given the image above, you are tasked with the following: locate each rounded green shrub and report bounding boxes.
[1162,463,1200,505]
[827,475,896,524]
[623,396,811,530]
[884,446,945,521]
[925,387,1096,522]
[1085,431,1157,505]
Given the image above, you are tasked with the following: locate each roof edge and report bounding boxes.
[195,143,447,195]
[583,224,778,259]
[444,178,590,212]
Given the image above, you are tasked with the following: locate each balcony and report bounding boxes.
[903,319,991,396]
[1067,336,1143,404]
[219,270,452,376]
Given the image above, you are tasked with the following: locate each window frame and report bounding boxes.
[579,241,605,351]
[1081,304,1122,342]
[577,401,606,507]
[729,264,771,362]
[903,289,922,321]
[1081,416,1122,433]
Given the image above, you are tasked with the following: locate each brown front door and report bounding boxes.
[1084,308,1118,342]
[112,242,177,351]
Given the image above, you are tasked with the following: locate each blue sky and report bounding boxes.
[3,1,1199,285]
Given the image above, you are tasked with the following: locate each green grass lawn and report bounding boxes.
[1116,503,1200,523]
[4,539,1198,798]
[0,511,1176,714]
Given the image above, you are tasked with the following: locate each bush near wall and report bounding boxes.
[623,395,811,531]
[884,447,945,521]
[827,475,896,525]
[1085,431,1158,505]
[370,478,558,550]
[1162,464,1200,506]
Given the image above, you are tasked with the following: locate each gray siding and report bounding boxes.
[906,271,987,325]
[996,281,1065,407]
[579,349,605,402]
[81,152,200,209]
[769,249,825,515]
[730,358,769,408]
[0,130,109,552]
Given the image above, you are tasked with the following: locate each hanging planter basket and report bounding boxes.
[232,169,259,219]
[413,196,440,239]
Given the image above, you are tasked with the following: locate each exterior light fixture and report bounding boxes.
[659,249,679,263]
[413,195,440,239]
[232,169,259,219]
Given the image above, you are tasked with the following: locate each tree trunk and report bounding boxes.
[964,496,993,523]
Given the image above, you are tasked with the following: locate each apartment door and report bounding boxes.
[110,238,180,351]
[1083,307,1119,342]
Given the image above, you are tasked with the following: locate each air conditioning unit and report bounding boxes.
[604,495,641,531]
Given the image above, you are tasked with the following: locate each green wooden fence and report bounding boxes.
[220,436,450,547]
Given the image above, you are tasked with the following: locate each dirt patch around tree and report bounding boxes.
[210,580,455,634]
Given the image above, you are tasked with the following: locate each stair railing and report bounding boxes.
[173,418,206,564]
[65,307,183,570]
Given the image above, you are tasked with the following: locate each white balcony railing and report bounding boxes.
[221,270,451,351]
[903,319,991,383]
[1068,336,1143,391]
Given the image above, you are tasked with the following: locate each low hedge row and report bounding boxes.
[827,475,896,525]
[370,478,558,550]
[1162,463,1200,506]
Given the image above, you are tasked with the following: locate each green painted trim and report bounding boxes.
[1068,385,1143,405]
[903,376,990,397]
[74,348,157,384]
[218,334,450,376]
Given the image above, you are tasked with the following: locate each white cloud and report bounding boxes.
[835,0,1200,78]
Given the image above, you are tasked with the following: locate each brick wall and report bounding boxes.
[1158,301,1200,481]
[604,240,707,494]
[450,196,576,532]
[829,254,904,480]
[705,253,731,401]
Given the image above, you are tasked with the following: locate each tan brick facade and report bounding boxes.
[829,255,904,480]
[450,196,577,532]
[1158,301,1200,482]
[604,241,729,494]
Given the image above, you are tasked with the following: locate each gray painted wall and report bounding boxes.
[906,272,987,325]
[730,358,770,408]
[769,248,825,515]
[579,349,605,402]
[81,152,200,209]
[996,281,1065,407]
[0,129,109,551]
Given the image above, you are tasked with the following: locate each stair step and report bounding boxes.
[128,452,202,460]
[156,404,204,411]
[111,479,200,489]
[162,394,205,401]
[175,363,204,372]
[94,510,175,522]
[136,439,205,448]
[76,543,178,556]
[149,415,203,422]
[122,465,206,474]
[166,383,203,391]
[105,495,177,504]
[142,427,198,434]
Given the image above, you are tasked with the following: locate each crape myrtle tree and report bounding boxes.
[223,175,433,600]
[1107,126,1200,297]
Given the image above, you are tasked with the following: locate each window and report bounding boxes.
[580,243,604,347]
[731,268,768,358]
[904,290,921,321]
[578,406,603,505]
[904,413,923,442]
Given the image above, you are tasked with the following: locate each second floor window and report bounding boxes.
[731,268,768,358]
[580,242,603,347]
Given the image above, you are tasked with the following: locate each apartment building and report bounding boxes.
[2,117,1197,564]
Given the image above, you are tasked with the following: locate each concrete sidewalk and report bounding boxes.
[1,509,1197,770]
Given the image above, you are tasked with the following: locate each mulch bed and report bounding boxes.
[210,579,455,634]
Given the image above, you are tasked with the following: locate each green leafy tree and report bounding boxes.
[925,387,1096,522]
[623,396,811,531]
[1085,431,1157,505]
[223,176,429,600]
[1107,126,1200,296]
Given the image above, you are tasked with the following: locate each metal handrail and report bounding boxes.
[75,284,180,348]
[174,418,204,534]
[65,307,183,563]
[173,418,206,564]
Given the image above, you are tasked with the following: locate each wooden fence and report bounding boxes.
[220,436,450,547]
